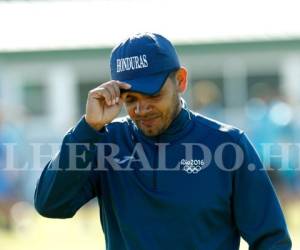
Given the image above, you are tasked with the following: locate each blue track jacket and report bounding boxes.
[34,107,292,250]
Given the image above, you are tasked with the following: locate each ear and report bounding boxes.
[176,67,188,93]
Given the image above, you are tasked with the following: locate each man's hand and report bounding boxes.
[85,80,131,130]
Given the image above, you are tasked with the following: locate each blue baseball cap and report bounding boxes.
[110,33,180,95]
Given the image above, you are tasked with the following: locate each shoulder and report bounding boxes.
[105,115,133,131]
[110,116,131,126]
[190,110,244,143]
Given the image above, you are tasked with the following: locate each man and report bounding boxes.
[34,33,292,249]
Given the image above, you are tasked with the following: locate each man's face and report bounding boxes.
[123,77,181,137]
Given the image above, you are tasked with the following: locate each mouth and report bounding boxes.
[139,116,160,127]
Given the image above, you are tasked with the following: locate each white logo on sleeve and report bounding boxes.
[114,156,135,164]
[180,159,205,174]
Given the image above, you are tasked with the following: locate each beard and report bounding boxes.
[135,93,181,137]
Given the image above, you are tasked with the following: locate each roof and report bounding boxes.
[1,0,300,52]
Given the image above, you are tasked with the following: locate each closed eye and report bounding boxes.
[149,93,161,100]
[125,96,137,103]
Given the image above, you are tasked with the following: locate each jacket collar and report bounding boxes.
[131,105,194,144]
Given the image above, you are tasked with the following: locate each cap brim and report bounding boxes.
[120,71,170,95]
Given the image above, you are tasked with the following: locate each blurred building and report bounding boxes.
[1,39,300,140]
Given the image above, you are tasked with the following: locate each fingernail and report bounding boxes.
[116,97,119,103]
[112,99,115,105]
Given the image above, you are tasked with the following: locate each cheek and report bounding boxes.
[125,105,136,118]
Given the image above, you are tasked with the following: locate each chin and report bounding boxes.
[141,129,158,137]
[141,126,166,137]
[135,120,168,137]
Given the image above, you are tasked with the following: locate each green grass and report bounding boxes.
[1,200,299,250]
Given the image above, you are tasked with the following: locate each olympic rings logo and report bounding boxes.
[181,159,204,174]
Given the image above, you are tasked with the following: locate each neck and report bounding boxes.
[174,97,183,118]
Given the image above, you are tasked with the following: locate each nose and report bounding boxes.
[134,100,152,116]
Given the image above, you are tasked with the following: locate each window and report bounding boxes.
[22,83,47,116]
[190,77,224,121]
[247,74,280,102]
[191,77,224,109]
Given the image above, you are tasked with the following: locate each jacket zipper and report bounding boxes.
[153,136,159,191]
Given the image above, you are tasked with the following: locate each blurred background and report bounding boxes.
[0,0,300,249]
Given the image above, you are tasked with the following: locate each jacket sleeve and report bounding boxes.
[34,117,105,219]
[233,133,292,250]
